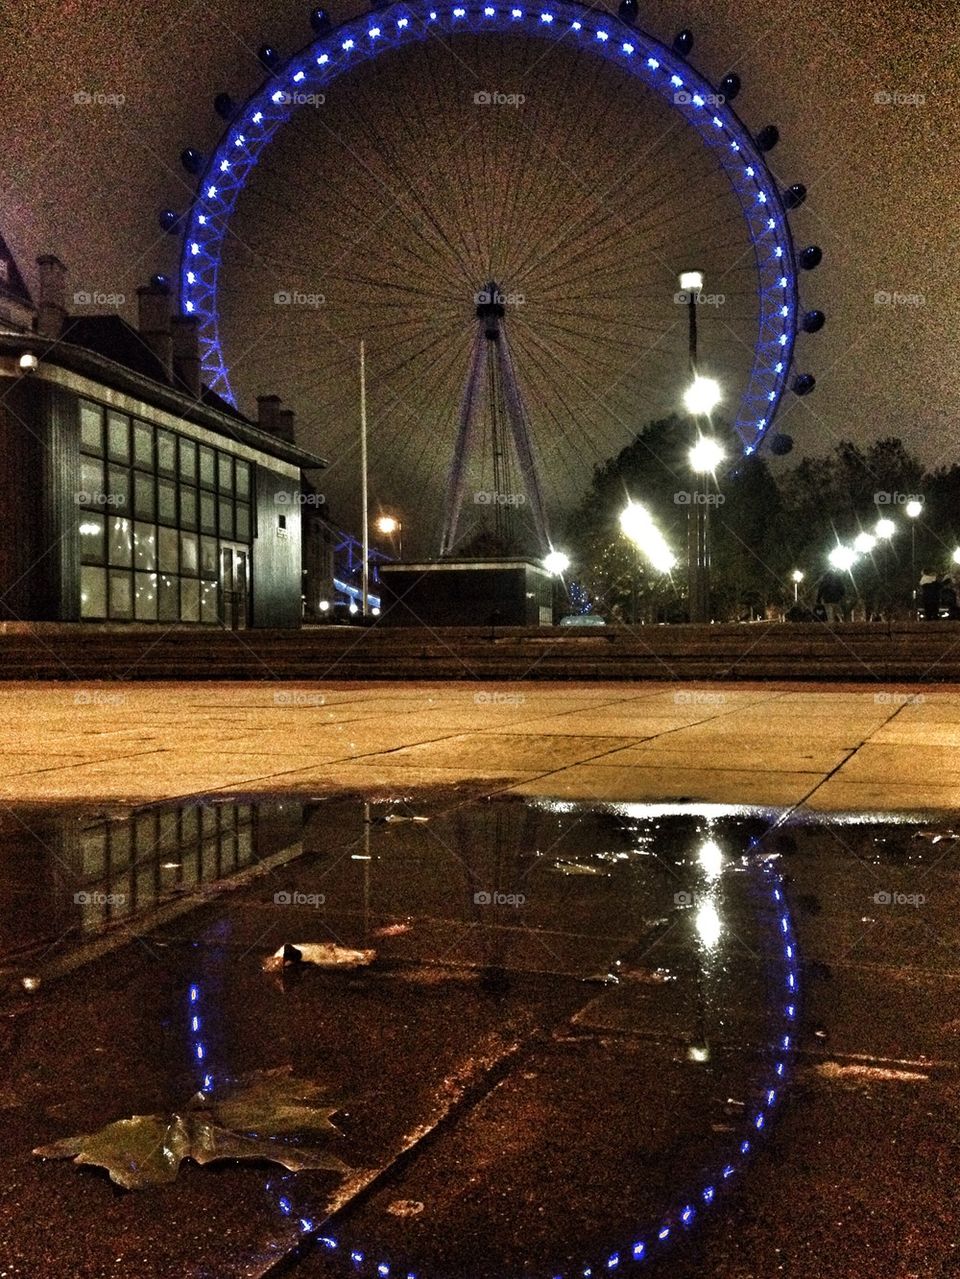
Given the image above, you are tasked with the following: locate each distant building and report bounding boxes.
[0,248,326,628]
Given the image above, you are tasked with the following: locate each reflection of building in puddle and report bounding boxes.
[0,801,306,957]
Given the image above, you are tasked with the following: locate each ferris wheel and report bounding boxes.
[159,1,824,555]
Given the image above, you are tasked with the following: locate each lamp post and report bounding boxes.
[905,499,923,610]
[685,399,724,624]
[375,513,403,559]
[791,569,804,603]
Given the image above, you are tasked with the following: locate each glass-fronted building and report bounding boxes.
[0,268,326,629]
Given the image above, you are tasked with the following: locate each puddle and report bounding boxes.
[0,795,956,1279]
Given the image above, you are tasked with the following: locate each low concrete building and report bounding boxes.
[379,558,554,627]
[0,250,326,628]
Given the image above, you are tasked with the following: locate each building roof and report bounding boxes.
[60,314,249,423]
[0,231,33,311]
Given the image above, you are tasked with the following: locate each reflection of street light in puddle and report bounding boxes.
[697,838,723,881]
[695,898,722,950]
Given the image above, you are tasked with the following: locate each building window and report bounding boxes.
[108,517,133,567]
[80,455,105,505]
[180,532,199,576]
[133,421,154,470]
[133,522,156,571]
[179,438,197,484]
[179,486,197,529]
[79,513,106,565]
[157,429,177,476]
[75,399,256,625]
[198,446,216,489]
[134,572,158,620]
[158,526,179,573]
[80,400,104,454]
[109,571,133,619]
[80,566,107,618]
[107,412,130,463]
[134,472,156,521]
[107,465,131,516]
[158,478,177,525]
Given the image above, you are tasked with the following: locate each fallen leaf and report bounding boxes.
[33,1068,350,1189]
[262,943,376,972]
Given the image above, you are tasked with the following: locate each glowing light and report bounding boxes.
[646,57,660,69]
[596,29,609,40]
[319,599,330,611]
[543,550,571,575]
[875,518,896,539]
[540,12,554,22]
[791,569,804,583]
[621,41,634,53]
[688,435,725,473]
[905,499,923,518]
[695,898,722,949]
[684,376,722,417]
[853,532,877,555]
[342,38,355,49]
[679,269,704,292]
[619,502,677,573]
[698,838,723,880]
[18,353,38,371]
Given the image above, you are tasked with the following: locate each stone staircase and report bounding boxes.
[0,621,958,682]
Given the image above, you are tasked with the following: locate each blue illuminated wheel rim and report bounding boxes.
[186,852,799,1279]
[177,0,804,456]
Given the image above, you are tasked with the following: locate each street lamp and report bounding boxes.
[905,500,923,606]
[854,532,877,555]
[828,545,857,572]
[875,518,896,540]
[686,433,724,624]
[375,513,403,559]
[791,569,804,602]
[953,548,960,566]
[683,376,723,419]
[543,550,570,576]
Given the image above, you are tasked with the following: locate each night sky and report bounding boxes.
[5,0,957,551]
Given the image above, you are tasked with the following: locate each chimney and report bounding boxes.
[136,279,173,380]
[36,254,67,339]
[171,314,202,399]
[257,394,282,435]
[277,407,296,443]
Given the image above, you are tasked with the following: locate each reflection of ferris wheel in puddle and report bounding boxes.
[181,805,800,1279]
[161,3,825,547]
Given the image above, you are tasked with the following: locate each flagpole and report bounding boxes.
[360,339,370,618]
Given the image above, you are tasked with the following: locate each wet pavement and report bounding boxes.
[0,789,957,1278]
